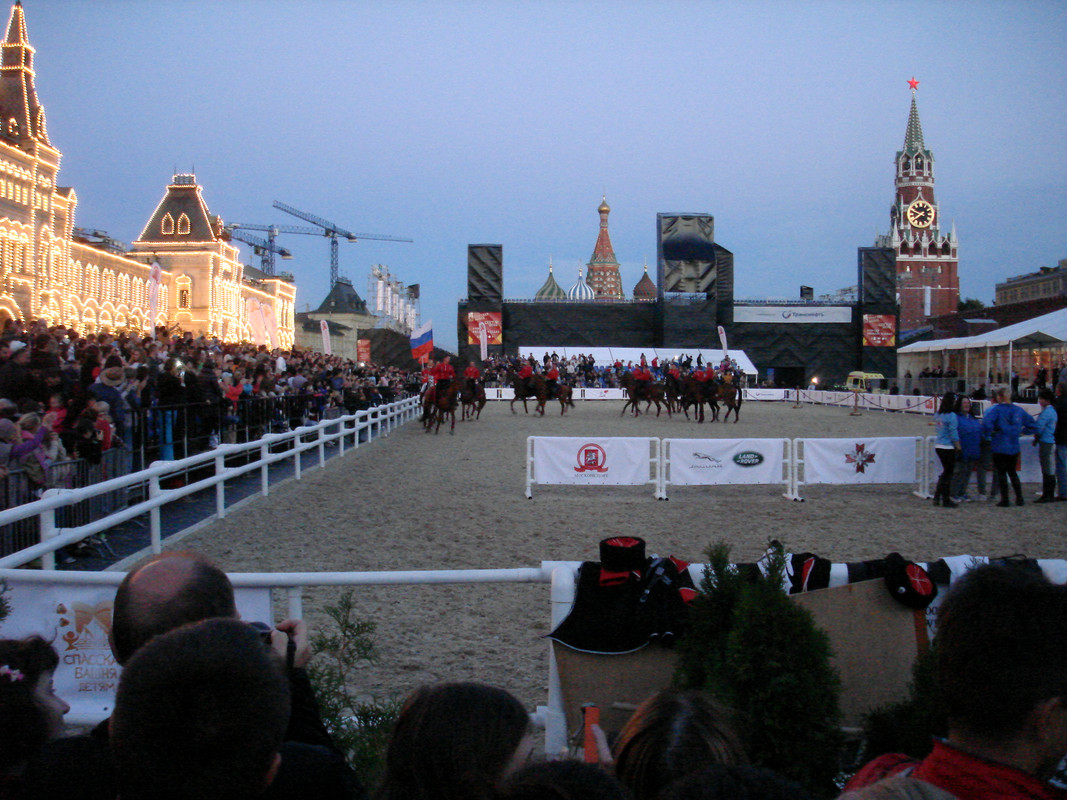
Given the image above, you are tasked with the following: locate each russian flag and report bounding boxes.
[410,320,433,361]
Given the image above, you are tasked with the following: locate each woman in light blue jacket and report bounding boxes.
[1034,388,1058,502]
[932,392,960,507]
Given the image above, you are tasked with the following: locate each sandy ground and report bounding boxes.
[172,399,1063,712]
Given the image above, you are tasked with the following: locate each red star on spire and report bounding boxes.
[908,77,920,91]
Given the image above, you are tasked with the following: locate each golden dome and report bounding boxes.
[598,196,610,214]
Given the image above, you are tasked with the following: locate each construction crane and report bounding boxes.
[223,225,293,275]
[273,200,412,288]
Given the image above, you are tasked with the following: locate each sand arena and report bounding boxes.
[172,399,1061,710]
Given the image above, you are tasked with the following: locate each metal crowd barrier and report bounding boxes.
[0,396,420,569]
[1,449,131,558]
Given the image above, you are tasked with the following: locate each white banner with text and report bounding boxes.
[665,438,788,487]
[526,437,660,498]
[2,577,272,725]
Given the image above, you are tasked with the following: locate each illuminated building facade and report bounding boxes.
[0,3,295,346]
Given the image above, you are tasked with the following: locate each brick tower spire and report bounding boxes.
[0,1,50,148]
[876,78,958,331]
[586,196,624,299]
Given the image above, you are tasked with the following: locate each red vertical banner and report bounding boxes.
[466,311,502,345]
[863,314,896,347]
[357,338,371,364]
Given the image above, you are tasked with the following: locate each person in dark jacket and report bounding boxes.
[1054,380,1067,501]
[981,386,1037,507]
[22,552,365,800]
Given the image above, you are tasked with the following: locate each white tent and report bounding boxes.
[897,307,1067,390]
[516,346,759,376]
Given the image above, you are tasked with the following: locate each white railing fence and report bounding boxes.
[0,396,421,570]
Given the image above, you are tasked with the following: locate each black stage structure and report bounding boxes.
[457,219,897,388]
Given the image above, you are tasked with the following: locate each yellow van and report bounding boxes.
[845,371,887,394]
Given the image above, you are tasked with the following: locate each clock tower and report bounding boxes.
[876,79,959,331]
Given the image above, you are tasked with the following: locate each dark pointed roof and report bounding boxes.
[136,174,218,243]
[633,262,656,300]
[535,258,565,300]
[314,277,369,315]
[0,1,50,147]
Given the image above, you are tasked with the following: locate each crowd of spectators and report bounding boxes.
[4,555,1060,799]
[0,317,420,503]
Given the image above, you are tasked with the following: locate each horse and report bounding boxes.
[508,371,547,416]
[676,376,709,422]
[551,382,576,416]
[430,378,462,434]
[461,379,487,421]
[718,381,742,423]
[619,373,671,418]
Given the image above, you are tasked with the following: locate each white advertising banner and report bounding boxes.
[532,437,652,486]
[733,306,852,324]
[2,576,271,725]
[801,437,920,485]
[666,438,786,486]
[927,438,1043,485]
[744,389,788,401]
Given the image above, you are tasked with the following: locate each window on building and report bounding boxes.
[177,213,191,235]
[161,214,174,235]
[179,289,190,309]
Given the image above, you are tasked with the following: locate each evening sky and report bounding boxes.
[26,0,1067,350]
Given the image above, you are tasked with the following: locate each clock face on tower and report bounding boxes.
[906,199,935,228]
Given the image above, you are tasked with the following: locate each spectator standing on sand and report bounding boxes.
[982,386,1037,507]
[1033,388,1058,503]
[950,396,983,503]
[931,392,961,508]
[1055,381,1067,501]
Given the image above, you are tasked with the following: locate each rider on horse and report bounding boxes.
[433,356,455,395]
[633,364,652,399]
[464,361,481,394]
[545,363,559,399]
[518,361,534,394]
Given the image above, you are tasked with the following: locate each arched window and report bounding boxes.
[161,213,174,235]
[177,213,190,235]
[902,156,911,172]
[179,289,190,309]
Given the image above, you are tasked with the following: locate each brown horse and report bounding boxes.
[425,378,462,434]
[461,380,487,420]
[506,371,576,416]
[677,377,720,423]
[718,382,742,423]
[619,373,671,418]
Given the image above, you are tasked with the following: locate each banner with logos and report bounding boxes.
[733,306,852,324]
[1,575,271,725]
[357,338,371,364]
[666,438,787,486]
[467,311,503,345]
[863,314,897,347]
[531,437,652,486]
[801,437,920,485]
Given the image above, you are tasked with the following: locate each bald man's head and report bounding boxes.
[110,553,238,664]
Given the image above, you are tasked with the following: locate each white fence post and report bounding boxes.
[215,453,227,519]
[545,562,576,757]
[39,505,57,571]
[148,472,162,554]
[260,442,270,496]
[286,586,304,618]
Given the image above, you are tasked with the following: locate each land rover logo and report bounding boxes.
[733,451,763,467]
